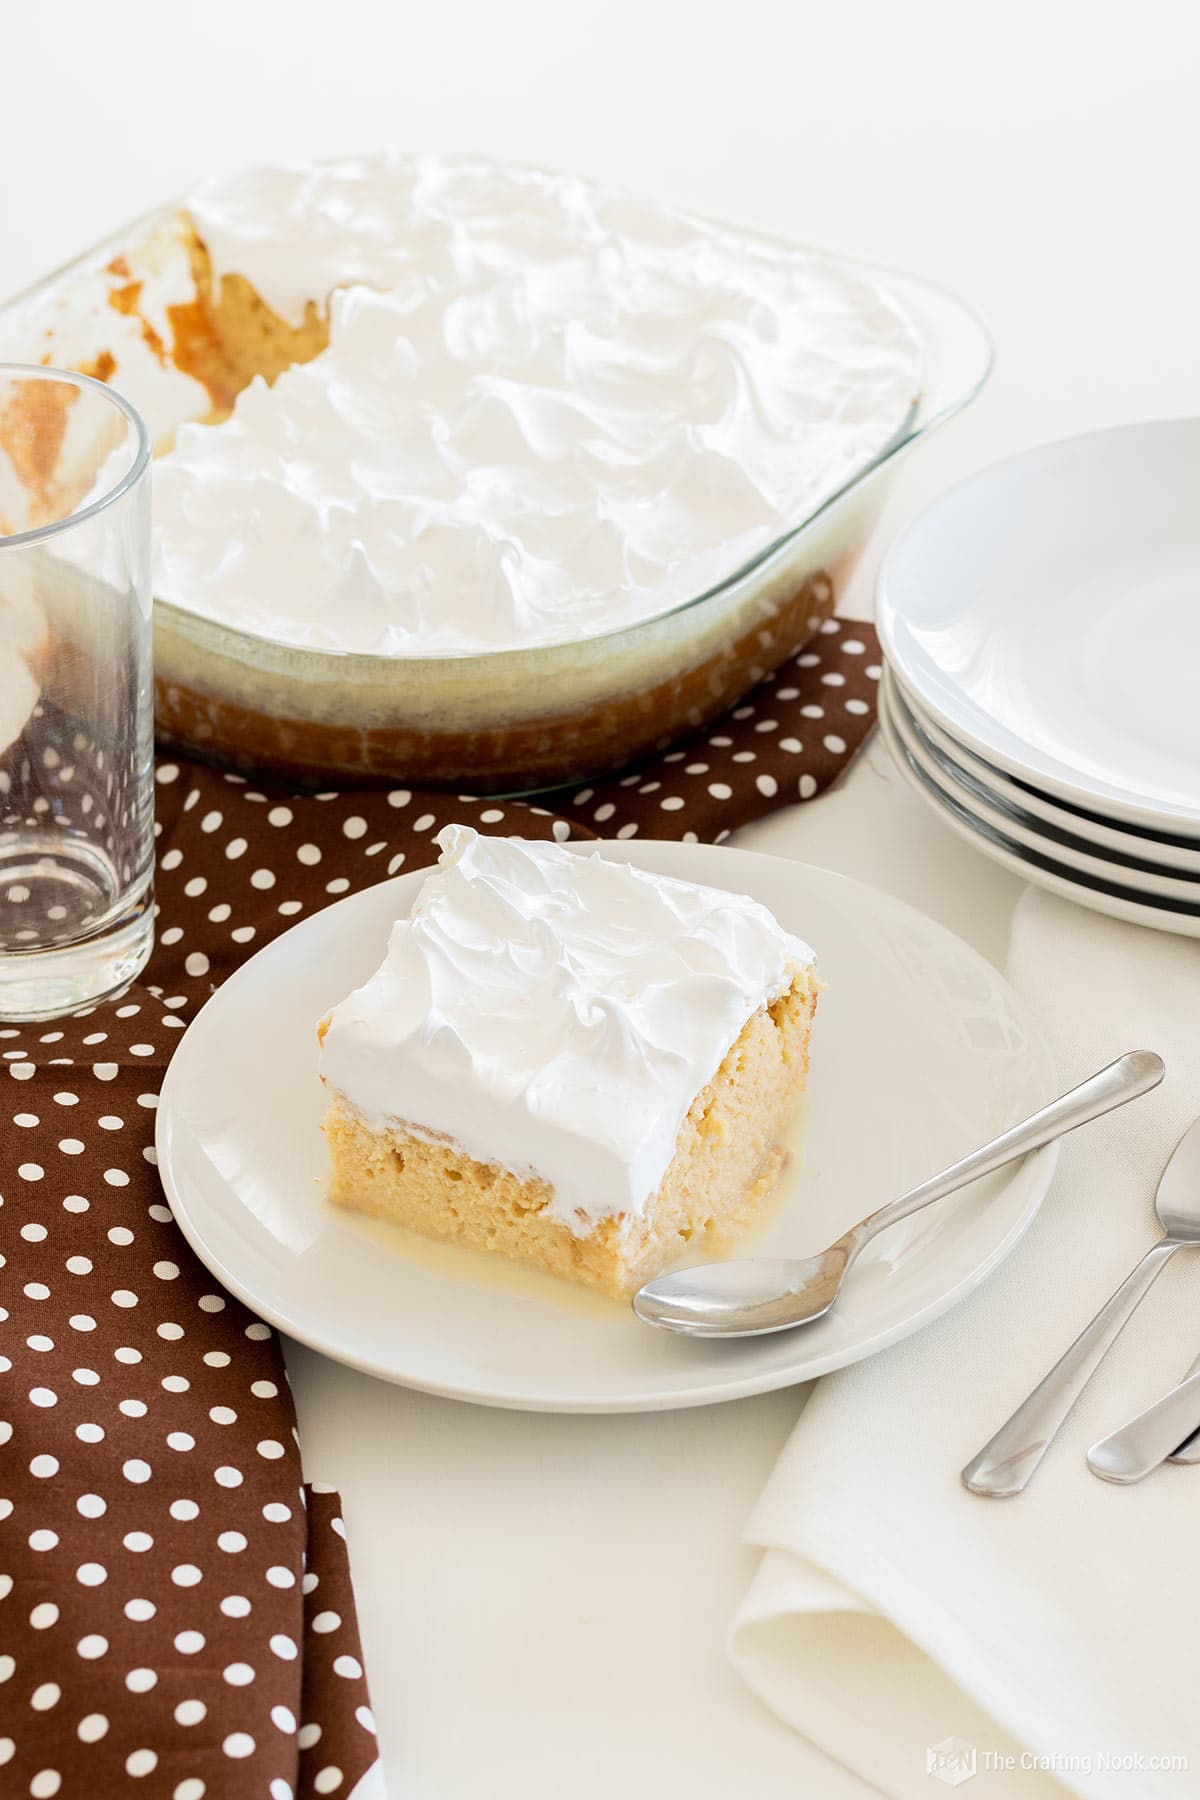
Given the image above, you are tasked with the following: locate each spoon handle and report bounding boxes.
[1089,1358,1200,1483]
[855,1051,1163,1250]
[962,1238,1178,1496]
[1167,1350,1200,1462]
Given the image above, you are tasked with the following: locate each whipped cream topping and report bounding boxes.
[150,153,920,654]
[318,826,814,1232]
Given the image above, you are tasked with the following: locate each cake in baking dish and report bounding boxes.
[0,153,921,787]
[317,826,818,1298]
[4,153,919,652]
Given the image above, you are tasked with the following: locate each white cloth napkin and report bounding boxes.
[729,889,1200,1800]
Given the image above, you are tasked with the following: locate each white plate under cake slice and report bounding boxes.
[155,840,1055,1412]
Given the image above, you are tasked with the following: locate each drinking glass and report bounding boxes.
[0,364,154,1019]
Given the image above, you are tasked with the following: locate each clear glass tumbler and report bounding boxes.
[0,364,154,1020]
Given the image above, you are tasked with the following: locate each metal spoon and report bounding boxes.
[1087,1354,1200,1485]
[964,1106,1200,1496]
[1168,1350,1200,1463]
[1088,1295,1200,1482]
[633,1050,1163,1339]
[1106,1346,1200,1467]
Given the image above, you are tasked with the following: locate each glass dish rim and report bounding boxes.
[0,361,152,550]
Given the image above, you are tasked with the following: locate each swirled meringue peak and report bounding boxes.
[152,153,920,654]
[318,826,815,1230]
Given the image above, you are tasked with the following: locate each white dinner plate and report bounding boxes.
[883,670,1200,905]
[157,839,1058,1413]
[877,419,1200,836]
[888,668,1200,877]
[878,678,1200,939]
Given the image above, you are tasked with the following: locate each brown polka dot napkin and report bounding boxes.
[0,619,879,1796]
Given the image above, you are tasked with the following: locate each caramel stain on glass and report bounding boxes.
[78,350,117,384]
[0,378,80,525]
[107,278,167,365]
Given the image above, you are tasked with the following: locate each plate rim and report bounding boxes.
[156,838,1061,1412]
[886,667,1200,873]
[878,680,1200,940]
[875,417,1200,836]
[883,670,1200,902]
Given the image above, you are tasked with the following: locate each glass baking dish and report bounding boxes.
[0,206,991,794]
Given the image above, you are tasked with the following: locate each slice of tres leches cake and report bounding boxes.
[318,825,818,1299]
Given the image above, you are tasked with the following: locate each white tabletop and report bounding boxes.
[5,3,1198,1792]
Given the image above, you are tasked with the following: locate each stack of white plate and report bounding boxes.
[876,420,1200,936]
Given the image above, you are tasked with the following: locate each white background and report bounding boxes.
[4,4,1199,1794]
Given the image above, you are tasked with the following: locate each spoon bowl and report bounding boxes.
[632,1248,850,1337]
[634,1051,1164,1339]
